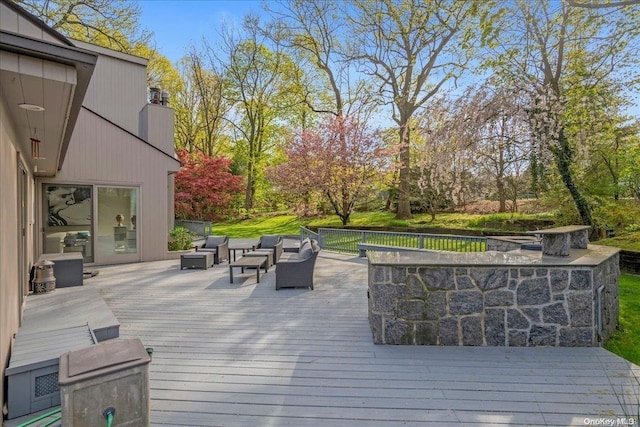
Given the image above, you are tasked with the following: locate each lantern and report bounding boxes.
[33,259,56,294]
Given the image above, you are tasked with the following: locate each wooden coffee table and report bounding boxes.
[229,257,267,283]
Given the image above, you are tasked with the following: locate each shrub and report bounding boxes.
[168,226,194,251]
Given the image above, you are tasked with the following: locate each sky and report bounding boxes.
[138,0,267,64]
[137,1,639,119]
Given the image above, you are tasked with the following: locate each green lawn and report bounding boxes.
[211,210,554,237]
[597,231,640,252]
[211,214,301,237]
[605,274,640,366]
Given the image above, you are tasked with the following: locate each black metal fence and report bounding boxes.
[305,227,486,255]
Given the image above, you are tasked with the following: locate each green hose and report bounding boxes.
[16,408,61,427]
[41,416,62,427]
[103,407,116,427]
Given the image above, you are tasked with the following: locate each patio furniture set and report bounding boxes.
[180,235,320,289]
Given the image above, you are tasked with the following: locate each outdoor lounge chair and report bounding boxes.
[196,235,229,264]
[256,235,283,263]
[275,238,320,290]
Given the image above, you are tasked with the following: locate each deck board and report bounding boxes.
[7,251,638,426]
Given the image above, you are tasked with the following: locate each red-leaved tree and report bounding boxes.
[269,116,390,225]
[174,149,244,221]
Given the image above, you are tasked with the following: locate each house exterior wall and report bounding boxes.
[2,3,179,415]
[0,94,36,418]
[52,107,179,263]
[72,40,148,136]
[44,41,179,264]
[0,4,65,45]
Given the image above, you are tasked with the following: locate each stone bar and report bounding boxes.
[366,245,619,347]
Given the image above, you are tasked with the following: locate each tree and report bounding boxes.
[346,0,494,219]
[174,149,244,221]
[621,134,640,200]
[218,15,305,210]
[269,0,377,123]
[412,99,474,220]
[486,0,640,228]
[13,0,151,52]
[455,82,531,212]
[173,48,230,157]
[269,116,389,225]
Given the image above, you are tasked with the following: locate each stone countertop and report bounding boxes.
[366,244,620,267]
[525,225,590,235]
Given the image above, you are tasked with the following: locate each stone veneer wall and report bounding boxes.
[368,253,619,346]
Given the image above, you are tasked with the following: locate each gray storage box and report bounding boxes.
[180,252,213,269]
[6,324,96,419]
[59,338,151,426]
[39,252,84,287]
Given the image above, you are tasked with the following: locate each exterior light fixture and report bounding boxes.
[19,103,45,112]
[31,137,41,159]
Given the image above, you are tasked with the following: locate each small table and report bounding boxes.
[243,250,274,268]
[181,252,213,269]
[229,257,267,283]
[229,245,255,262]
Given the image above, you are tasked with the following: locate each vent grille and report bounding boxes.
[35,372,59,397]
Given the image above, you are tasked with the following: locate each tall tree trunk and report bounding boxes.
[245,159,255,210]
[396,122,412,219]
[497,177,506,213]
[556,129,593,227]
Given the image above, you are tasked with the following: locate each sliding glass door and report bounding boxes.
[96,186,138,263]
[43,184,139,264]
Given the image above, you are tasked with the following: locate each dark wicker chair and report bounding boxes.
[196,235,229,264]
[275,239,320,290]
[256,235,283,263]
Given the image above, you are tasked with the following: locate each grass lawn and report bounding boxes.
[211,214,301,237]
[596,231,640,252]
[605,274,640,366]
[212,210,555,237]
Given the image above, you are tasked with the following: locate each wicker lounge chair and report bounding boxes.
[275,238,320,290]
[256,235,283,263]
[196,235,229,264]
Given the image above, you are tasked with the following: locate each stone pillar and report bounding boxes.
[541,233,571,256]
[570,228,589,249]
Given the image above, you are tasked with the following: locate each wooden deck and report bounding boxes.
[9,251,639,426]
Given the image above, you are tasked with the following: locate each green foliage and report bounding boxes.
[626,224,640,233]
[168,227,194,251]
[467,213,534,228]
[14,0,151,53]
[605,274,640,366]
[597,232,640,252]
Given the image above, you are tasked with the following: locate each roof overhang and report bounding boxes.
[0,30,97,177]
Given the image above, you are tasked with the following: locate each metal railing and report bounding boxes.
[312,227,486,255]
[174,220,214,238]
[300,226,319,242]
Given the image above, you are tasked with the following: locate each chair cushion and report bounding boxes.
[260,235,281,248]
[299,240,313,259]
[205,236,226,247]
